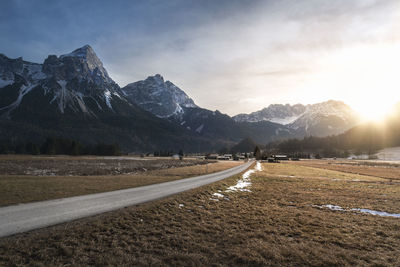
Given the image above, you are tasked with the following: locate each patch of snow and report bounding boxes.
[179,204,184,208]
[112,92,122,99]
[352,209,400,218]
[212,193,224,198]
[75,94,88,113]
[104,90,113,109]
[226,180,252,192]
[375,146,400,161]
[269,115,302,125]
[0,79,14,88]
[315,204,400,218]
[24,169,56,176]
[180,121,186,125]
[0,83,37,117]
[24,63,46,80]
[254,161,263,171]
[50,94,57,104]
[323,204,344,211]
[277,175,296,178]
[183,103,197,108]
[226,161,262,192]
[56,80,68,113]
[174,104,183,114]
[195,124,204,133]
[60,45,91,59]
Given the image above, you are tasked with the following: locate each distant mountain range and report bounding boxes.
[234,101,360,136]
[276,104,400,156]
[0,45,362,152]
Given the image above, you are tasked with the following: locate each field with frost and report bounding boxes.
[1,160,399,266]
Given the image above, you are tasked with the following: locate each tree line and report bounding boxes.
[0,137,121,156]
[270,114,400,158]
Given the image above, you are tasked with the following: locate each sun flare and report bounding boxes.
[352,101,394,122]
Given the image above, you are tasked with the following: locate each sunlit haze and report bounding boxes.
[1,0,399,120]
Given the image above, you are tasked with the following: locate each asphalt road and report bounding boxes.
[0,160,253,238]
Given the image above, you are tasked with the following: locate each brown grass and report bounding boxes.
[0,155,215,176]
[1,161,399,266]
[291,159,400,180]
[0,157,240,207]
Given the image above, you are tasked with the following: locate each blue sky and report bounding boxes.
[1,0,400,118]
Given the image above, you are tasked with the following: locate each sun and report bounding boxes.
[312,43,400,123]
[352,101,394,122]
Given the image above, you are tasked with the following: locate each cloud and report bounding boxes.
[1,0,400,116]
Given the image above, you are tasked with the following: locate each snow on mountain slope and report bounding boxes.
[288,100,360,135]
[0,45,124,117]
[269,115,302,125]
[233,104,306,124]
[234,101,361,137]
[0,54,47,86]
[0,79,14,88]
[122,74,198,118]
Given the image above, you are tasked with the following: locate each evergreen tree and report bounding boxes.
[178,149,184,160]
[254,146,261,160]
[41,138,56,155]
[26,142,40,155]
[69,141,81,156]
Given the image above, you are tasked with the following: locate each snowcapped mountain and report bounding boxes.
[122,74,197,118]
[234,100,360,137]
[0,45,362,151]
[288,100,360,136]
[233,104,306,124]
[0,45,126,118]
[0,46,217,152]
[121,74,295,144]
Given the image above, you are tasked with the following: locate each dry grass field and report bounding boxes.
[291,159,400,181]
[1,160,399,266]
[0,155,241,207]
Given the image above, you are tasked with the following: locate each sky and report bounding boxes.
[1,0,400,119]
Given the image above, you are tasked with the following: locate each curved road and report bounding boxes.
[0,160,253,238]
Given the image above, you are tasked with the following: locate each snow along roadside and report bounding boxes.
[210,161,263,201]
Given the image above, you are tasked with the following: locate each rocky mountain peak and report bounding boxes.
[122,74,197,118]
[303,100,355,118]
[288,100,360,136]
[0,45,122,118]
[61,44,93,58]
[59,45,104,73]
[43,45,115,85]
[150,74,164,82]
[0,54,24,79]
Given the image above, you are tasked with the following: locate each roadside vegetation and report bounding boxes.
[1,161,399,266]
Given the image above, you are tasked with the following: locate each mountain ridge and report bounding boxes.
[233,100,360,137]
[0,45,363,151]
